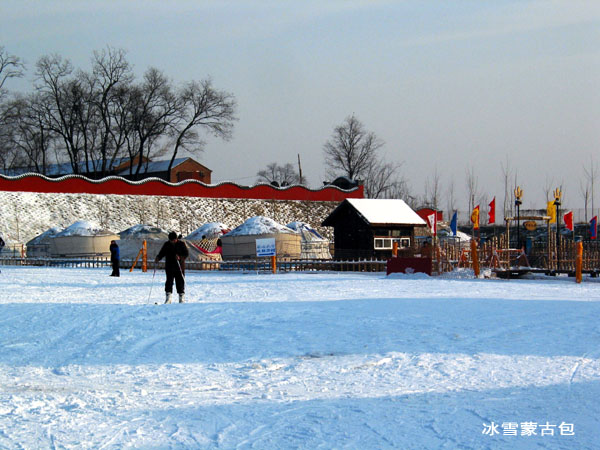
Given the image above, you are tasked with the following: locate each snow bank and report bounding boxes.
[225,216,296,237]
[1,268,600,448]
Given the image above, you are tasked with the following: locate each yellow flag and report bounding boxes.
[547,201,556,223]
[471,205,480,230]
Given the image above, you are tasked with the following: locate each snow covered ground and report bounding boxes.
[1,266,599,449]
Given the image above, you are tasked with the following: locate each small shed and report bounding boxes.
[286,221,332,259]
[221,216,301,260]
[51,221,119,257]
[322,199,427,259]
[26,227,62,258]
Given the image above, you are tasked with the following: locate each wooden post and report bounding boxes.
[271,255,277,274]
[471,239,480,277]
[576,241,583,283]
[142,239,147,272]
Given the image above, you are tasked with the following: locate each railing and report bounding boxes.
[0,256,111,268]
[0,256,387,273]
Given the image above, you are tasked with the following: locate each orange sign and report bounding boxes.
[524,221,537,231]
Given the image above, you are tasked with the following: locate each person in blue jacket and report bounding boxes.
[109,240,120,277]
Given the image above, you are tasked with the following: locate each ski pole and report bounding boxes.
[147,265,157,304]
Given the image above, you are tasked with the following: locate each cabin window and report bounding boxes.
[374,238,393,249]
[398,237,411,248]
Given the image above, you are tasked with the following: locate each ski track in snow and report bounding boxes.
[0,267,600,448]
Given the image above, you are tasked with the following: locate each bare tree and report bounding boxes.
[384,177,418,207]
[34,54,94,174]
[580,179,590,222]
[446,178,456,219]
[256,162,300,186]
[423,165,441,210]
[3,93,56,173]
[0,46,24,98]
[168,78,236,173]
[466,166,480,211]
[364,159,403,199]
[90,47,134,177]
[126,68,178,179]
[501,157,512,218]
[584,157,598,219]
[323,115,383,181]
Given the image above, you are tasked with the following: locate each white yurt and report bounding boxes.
[51,221,119,257]
[26,226,62,258]
[117,224,170,261]
[221,216,301,260]
[286,221,332,259]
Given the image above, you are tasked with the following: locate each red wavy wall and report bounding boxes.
[0,175,364,202]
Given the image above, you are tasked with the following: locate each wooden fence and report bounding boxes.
[429,235,600,274]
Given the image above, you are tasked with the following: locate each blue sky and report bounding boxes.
[2,1,599,211]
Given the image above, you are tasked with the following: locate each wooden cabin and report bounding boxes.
[322,199,427,259]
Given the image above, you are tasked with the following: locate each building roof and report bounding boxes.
[323,198,427,227]
[4,158,131,177]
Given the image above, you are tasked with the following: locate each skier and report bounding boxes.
[155,231,189,303]
[109,240,120,277]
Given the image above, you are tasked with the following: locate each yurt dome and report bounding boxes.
[186,222,229,241]
[26,226,61,258]
[119,224,169,240]
[51,220,118,257]
[221,216,301,260]
[286,221,332,259]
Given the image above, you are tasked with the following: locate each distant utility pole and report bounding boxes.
[297,154,304,184]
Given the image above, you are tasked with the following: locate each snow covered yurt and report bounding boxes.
[50,221,118,257]
[221,216,301,260]
[286,221,332,259]
[185,222,229,261]
[117,225,170,261]
[117,224,216,264]
[26,227,62,258]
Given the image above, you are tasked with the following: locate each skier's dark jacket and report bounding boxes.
[110,242,120,260]
[156,240,189,271]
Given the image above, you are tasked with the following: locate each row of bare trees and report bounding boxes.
[257,115,413,199]
[0,46,236,179]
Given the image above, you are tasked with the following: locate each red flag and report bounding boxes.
[427,213,437,236]
[488,197,496,224]
[564,211,574,231]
